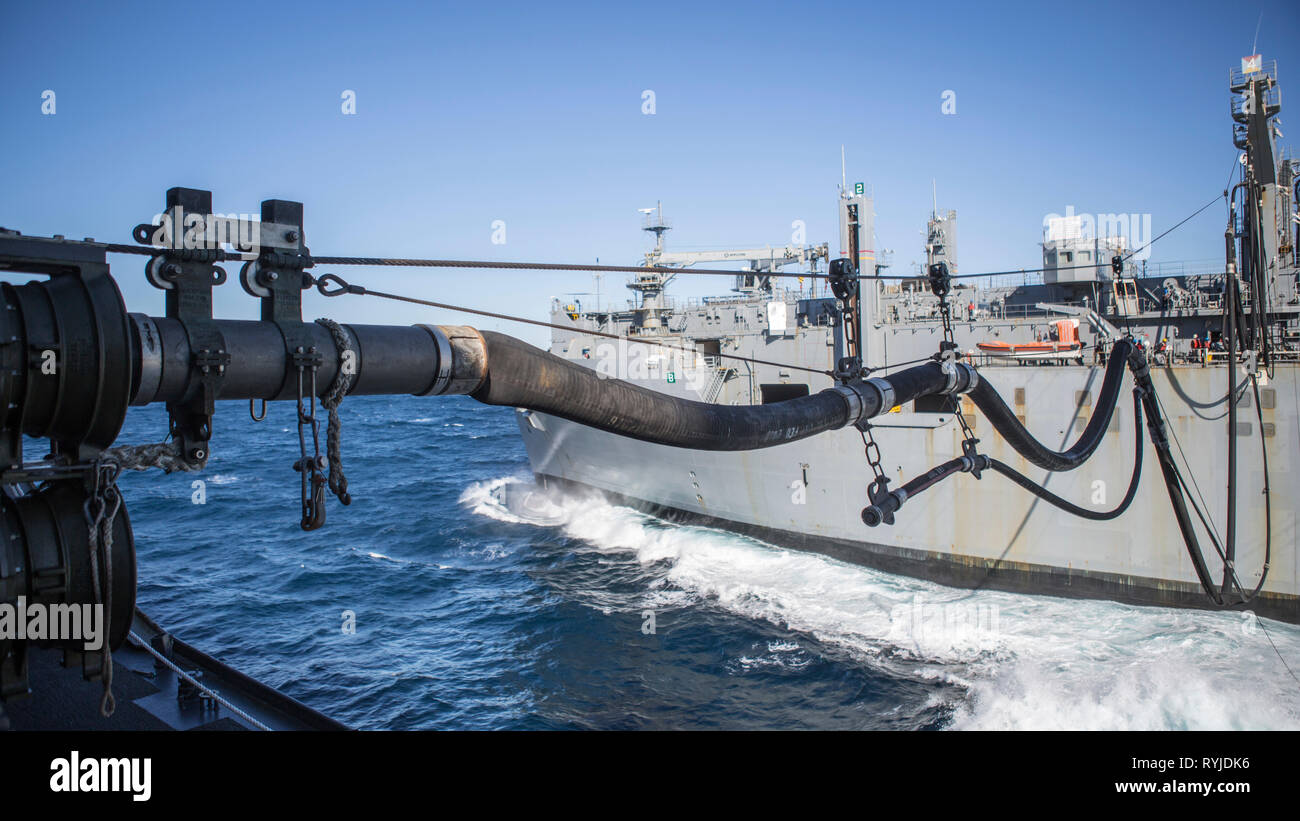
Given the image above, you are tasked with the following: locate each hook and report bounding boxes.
[300,474,327,531]
[316,273,365,297]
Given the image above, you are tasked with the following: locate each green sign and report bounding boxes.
[853,182,864,195]
[667,372,676,383]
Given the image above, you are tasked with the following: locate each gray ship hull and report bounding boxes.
[517,364,1299,623]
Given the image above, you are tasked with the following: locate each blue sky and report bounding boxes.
[2,0,1297,346]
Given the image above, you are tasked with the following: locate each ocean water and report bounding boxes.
[116,395,1300,730]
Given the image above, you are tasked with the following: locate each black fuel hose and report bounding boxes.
[1132,365,1224,604]
[861,454,990,526]
[469,331,970,451]
[967,338,1134,471]
[987,390,1144,521]
[865,389,1146,526]
[973,342,1222,602]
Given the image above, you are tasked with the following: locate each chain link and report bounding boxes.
[859,421,891,512]
[934,274,981,459]
[860,427,887,485]
[292,347,327,530]
[843,296,860,363]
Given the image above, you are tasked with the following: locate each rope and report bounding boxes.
[83,461,121,717]
[96,240,1149,282]
[1119,193,1225,264]
[868,355,941,373]
[310,254,1157,283]
[103,441,202,473]
[127,631,272,731]
[94,191,1224,284]
[313,254,839,280]
[315,274,835,378]
[314,318,354,506]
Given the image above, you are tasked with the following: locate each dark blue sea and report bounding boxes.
[117,396,1300,730]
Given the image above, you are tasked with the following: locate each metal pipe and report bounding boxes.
[129,315,979,451]
[131,316,451,404]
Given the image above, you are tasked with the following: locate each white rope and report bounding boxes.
[127,631,272,731]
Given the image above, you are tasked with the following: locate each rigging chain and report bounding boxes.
[931,262,983,466]
[292,346,328,531]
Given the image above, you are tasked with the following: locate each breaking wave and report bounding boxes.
[464,476,1300,730]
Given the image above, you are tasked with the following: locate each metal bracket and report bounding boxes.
[241,199,311,323]
[928,261,952,298]
[136,188,230,467]
[866,477,895,526]
[961,436,984,477]
[242,199,315,401]
[834,355,864,384]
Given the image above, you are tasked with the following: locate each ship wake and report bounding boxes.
[462,476,1300,730]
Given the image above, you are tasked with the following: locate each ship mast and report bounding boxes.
[630,201,674,333]
[1222,52,1292,594]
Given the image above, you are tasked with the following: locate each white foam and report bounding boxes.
[459,476,537,525]
[464,477,1300,730]
[354,547,451,571]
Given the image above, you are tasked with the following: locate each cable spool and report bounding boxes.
[0,481,137,697]
[0,244,134,468]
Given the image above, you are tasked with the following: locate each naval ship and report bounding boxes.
[515,58,1300,623]
[1,57,1295,734]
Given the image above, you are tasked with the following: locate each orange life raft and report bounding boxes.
[977,319,1082,357]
